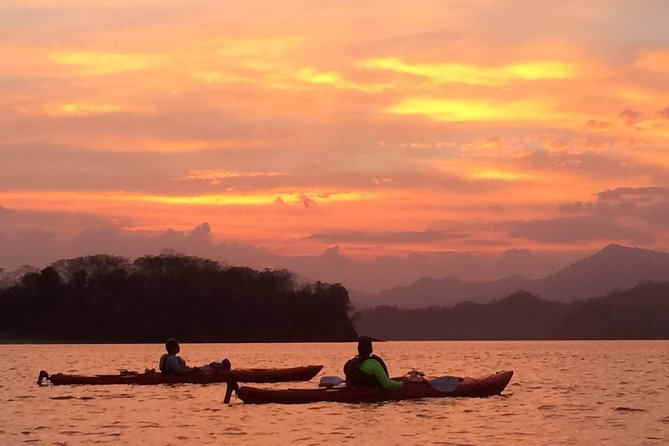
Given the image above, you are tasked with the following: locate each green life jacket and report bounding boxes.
[343,354,389,386]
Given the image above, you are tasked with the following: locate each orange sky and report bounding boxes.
[1,0,669,269]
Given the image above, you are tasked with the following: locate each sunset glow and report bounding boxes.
[1,0,668,276]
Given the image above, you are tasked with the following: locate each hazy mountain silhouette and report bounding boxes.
[351,275,532,309]
[353,244,669,308]
[353,281,669,340]
[530,244,669,300]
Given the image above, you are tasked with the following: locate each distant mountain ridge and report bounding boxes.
[352,244,669,308]
[353,281,669,340]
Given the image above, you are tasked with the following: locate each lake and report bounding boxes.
[1,341,668,445]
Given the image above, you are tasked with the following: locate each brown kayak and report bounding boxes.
[237,370,513,404]
[38,364,323,386]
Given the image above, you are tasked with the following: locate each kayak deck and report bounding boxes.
[39,364,324,385]
[237,370,513,404]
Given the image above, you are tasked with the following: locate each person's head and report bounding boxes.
[357,336,373,357]
[165,338,180,355]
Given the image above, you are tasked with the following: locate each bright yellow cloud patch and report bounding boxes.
[299,68,342,84]
[471,169,532,181]
[55,103,122,115]
[361,57,578,85]
[386,97,565,122]
[50,51,165,75]
[0,189,374,210]
[298,67,387,92]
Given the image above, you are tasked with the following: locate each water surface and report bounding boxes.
[2,341,667,445]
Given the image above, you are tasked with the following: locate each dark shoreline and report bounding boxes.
[3,338,667,344]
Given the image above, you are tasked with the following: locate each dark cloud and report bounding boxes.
[595,187,669,228]
[522,149,666,182]
[618,107,669,126]
[586,119,610,129]
[190,222,211,239]
[301,195,318,208]
[0,207,116,237]
[597,186,669,201]
[506,215,652,244]
[308,229,462,244]
[620,109,644,125]
[511,187,669,245]
[461,239,507,247]
[559,201,592,214]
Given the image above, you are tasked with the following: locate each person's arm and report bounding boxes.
[360,358,404,389]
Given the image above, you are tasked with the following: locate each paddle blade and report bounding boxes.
[428,376,461,392]
[319,376,344,388]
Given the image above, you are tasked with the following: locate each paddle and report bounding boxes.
[427,376,461,392]
[318,376,344,388]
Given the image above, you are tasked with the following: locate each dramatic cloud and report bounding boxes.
[506,216,652,244]
[1,0,668,287]
[307,229,462,244]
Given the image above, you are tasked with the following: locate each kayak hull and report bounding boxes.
[238,370,513,404]
[44,365,323,385]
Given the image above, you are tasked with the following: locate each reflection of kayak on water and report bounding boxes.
[237,370,513,404]
[37,364,324,386]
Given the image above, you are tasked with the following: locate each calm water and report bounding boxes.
[1,341,668,445]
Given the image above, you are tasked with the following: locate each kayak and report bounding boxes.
[38,364,323,386]
[237,370,513,404]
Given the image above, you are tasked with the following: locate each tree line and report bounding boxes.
[353,281,669,340]
[0,254,358,342]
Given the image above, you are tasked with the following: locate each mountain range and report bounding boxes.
[350,244,669,308]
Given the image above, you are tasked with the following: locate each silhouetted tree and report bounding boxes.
[0,254,358,342]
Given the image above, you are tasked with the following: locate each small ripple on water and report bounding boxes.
[538,404,557,410]
[59,430,82,435]
[223,426,246,436]
[614,406,647,412]
[433,442,476,446]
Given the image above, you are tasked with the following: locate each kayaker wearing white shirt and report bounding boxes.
[159,338,197,374]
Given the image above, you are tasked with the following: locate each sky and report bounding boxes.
[1,1,669,291]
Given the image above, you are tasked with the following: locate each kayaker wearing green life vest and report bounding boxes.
[344,336,404,389]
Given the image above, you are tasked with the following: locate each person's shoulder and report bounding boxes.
[359,356,381,367]
[370,354,385,361]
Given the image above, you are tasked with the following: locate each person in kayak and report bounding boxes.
[159,338,198,374]
[344,336,403,389]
